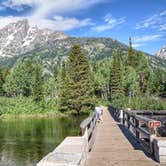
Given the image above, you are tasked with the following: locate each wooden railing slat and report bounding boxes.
[109,106,164,154]
[80,112,98,151]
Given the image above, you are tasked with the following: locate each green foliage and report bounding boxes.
[135,51,152,95]
[110,49,124,101]
[127,37,135,67]
[124,66,139,98]
[54,64,59,82]
[2,67,10,82]
[0,67,10,95]
[111,96,166,110]
[0,37,166,74]
[149,68,166,96]
[0,42,166,116]
[0,96,59,115]
[43,77,55,97]
[108,46,166,110]
[94,59,111,99]
[3,60,35,96]
[33,64,43,102]
[59,61,68,111]
[60,45,94,114]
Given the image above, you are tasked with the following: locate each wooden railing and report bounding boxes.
[109,106,163,154]
[80,112,98,151]
[37,112,98,166]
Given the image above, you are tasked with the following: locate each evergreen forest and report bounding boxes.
[0,40,166,116]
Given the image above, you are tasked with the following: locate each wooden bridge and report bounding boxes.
[37,106,166,166]
[86,107,159,166]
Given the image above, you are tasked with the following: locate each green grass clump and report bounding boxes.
[0,96,59,115]
[111,96,166,110]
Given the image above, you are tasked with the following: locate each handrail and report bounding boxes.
[80,112,98,151]
[37,112,98,166]
[80,116,93,132]
[109,106,164,154]
[134,114,156,123]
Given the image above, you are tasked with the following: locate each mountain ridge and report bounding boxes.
[156,45,166,60]
[0,19,165,71]
[0,19,68,58]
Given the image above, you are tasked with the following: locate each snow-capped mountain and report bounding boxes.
[0,19,68,58]
[0,19,165,71]
[156,45,166,60]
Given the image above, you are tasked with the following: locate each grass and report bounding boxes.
[0,96,91,119]
[111,96,166,110]
[1,95,165,118]
[0,96,59,115]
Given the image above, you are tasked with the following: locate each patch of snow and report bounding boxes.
[0,50,12,57]
[22,40,32,46]
[5,34,14,46]
[7,34,14,40]
[22,27,37,46]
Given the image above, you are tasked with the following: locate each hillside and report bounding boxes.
[0,20,166,70]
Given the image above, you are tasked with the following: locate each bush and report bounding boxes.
[111,96,166,110]
[0,96,59,115]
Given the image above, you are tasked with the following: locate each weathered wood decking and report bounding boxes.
[86,107,160,166]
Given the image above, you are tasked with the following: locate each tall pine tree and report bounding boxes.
[110,49,124,101]
[59,61,68,111]
[0,67,10,95]
[3,60,34,96]
[127,37,135,67]
[135,51,152,95]
[60,45,94,114]
[54,64,59,82]
[33,64,43,102]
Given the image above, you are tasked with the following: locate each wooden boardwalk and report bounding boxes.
[86,107,160,166]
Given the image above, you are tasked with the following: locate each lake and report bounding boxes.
[0,115,86,166]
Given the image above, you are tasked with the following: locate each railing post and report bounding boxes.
[123,111,125,125]
[127,113,130,129]
[119,110,123,124]
[81,127,86,136]
[131,116,135,134]
[149,126,157,154]
[135,119,140,140]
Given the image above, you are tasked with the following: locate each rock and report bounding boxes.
[0,19,68,58]
[155,45,166,60]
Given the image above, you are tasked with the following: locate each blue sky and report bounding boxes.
[0,0,166,54]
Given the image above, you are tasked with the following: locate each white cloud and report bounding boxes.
[132,43,144,48]
[132,34,163,48]
[52,16,92,31]
[160,24,166,31]
[0,15,92,31]
[136,10,166,31]
[0,16,22,28]
[92,14,125,32]
[160,10,166,16]
[2,0,108,17]
[134,35,162,42]
[0,0,109,31]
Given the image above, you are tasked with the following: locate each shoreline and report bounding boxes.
[0,113,64,119]
[0,111,90,119]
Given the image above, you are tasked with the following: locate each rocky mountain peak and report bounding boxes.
[0,19,68,58]
[156,45,166,60]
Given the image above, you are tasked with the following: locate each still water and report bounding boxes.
[0,116,86,166]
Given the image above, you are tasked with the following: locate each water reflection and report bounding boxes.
[0,116,85,166]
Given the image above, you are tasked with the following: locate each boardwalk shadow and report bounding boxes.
[108,108,155,160]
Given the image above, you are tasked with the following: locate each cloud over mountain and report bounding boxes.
[0,0,108,30]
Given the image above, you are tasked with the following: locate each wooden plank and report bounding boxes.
[86,107,159,166]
